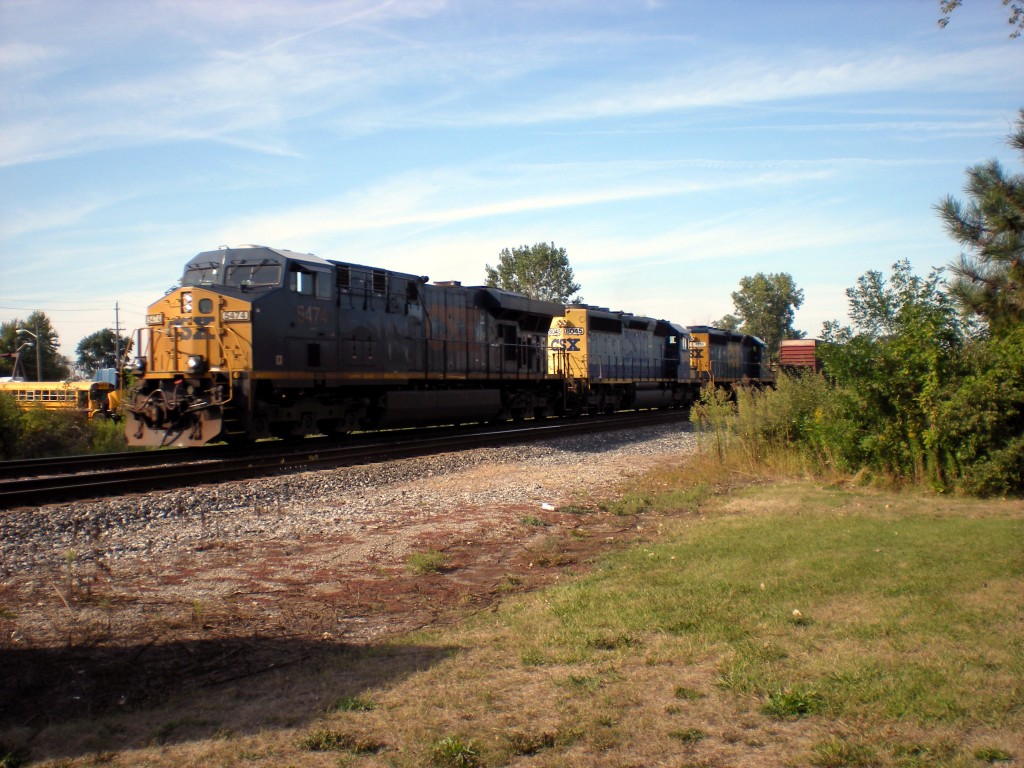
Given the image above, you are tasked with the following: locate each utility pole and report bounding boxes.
[114,302,122,388]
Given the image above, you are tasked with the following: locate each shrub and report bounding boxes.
[0,394,22,460]
[693,384,736,463]
[935,328,1024,496]
[0,397,126,459]
[18,407,91,458]
[88,415,128,453]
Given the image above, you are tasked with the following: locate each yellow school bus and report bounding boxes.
[0,379,119,419]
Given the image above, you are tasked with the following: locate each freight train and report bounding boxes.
[124,245,770,447]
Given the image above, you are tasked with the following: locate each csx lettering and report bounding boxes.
[550,338,581,352]
[191,317,214,339]
[168,316,215,340]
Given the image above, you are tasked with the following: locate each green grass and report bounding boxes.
[328,695,375,712]
[297,727,385,754]
[506,489,1024,727]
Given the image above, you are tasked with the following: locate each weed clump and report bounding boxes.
[407,550,449,574]
[430,735,481,767]
[762,686,827,719]
[328,695,375,712]
[298,727,384,754]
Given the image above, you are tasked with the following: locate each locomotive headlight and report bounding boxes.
[182,292,193,313]
[186,355,208,374]
[131,356,147,375]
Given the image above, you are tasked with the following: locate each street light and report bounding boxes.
[16,328,42,382]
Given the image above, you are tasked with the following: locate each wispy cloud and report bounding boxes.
[0,41,58,70]
[470,48,1013,125]
[209,157,835,249]
[3,0,1016,169]
[0,193,130,239]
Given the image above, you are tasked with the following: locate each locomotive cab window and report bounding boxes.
[226,261,282,289]
[289,264,314,295]
[288,264,332,299]
[315,271,331,299]
[182,261,220,286]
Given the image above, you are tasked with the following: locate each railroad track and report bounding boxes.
[0,410,690,509]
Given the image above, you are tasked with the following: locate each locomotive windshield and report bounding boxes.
[181,257,283,290]
[226,260,282,290]
[182,260,220,286]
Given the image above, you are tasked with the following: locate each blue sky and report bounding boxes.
[1,0,1022,360]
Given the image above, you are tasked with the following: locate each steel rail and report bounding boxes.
[0,410,690,510]
[0,421,546,479]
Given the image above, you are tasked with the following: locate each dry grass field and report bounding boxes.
[2,456,1022,767]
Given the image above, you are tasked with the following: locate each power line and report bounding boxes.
[0,305,118,313]
[0,297,117,305]
[0,303,150,313]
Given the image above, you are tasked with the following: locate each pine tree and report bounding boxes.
[937,109,1024,336]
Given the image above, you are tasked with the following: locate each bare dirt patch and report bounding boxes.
[0,429,696,738]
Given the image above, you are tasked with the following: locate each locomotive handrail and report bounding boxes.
[215,321,253,406]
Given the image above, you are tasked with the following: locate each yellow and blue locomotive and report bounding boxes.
[686,325,769,384]
[125,245,562,447]
[547,305,692,414]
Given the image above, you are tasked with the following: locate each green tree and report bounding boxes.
[712,313,741,332]
[937,0,1023,37]
[76,328,131,377]
[936,109,1024,336]
[819,260,965,484]
[729,272,805,358]
[0,312,71,381]
[484,242,582,303]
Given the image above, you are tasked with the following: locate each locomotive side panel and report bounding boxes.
[333,264,426,380]
[248,259,337,382]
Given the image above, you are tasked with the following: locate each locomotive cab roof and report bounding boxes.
[478,288,563,321]
[181,245,335,291]
[688,325,767,348]
[566,305,689,339]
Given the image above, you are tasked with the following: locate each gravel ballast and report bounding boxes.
[2,423,699,574]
